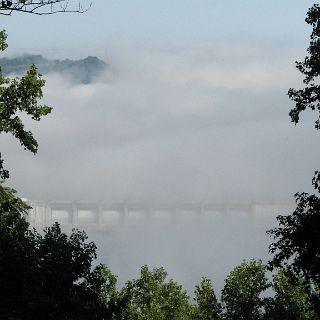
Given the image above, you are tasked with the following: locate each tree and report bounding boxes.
[0,1,90,178]
[268,191,320,317]
[193,277,221,320]
[268,4,320,281]
[264,269,315,320]
[83,263,120,318]
[0,183,36,319]
[0,4,119,319]
[221,259,269,320]
[288,4,320,130]
[0,29,51,179]
[268,4,320,316]
[0,183,117,319]
[114,265,193,320]
[268,193,320,285]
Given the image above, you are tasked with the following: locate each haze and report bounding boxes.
[1,0,319,293]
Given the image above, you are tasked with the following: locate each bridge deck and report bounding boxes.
[25,201,295,231]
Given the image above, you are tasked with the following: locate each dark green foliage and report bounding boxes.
[264,270,315,320]
[268,189,320,317]
[0,183,39,319]
[288,4,320,129]
[0,184,115,320]
[193,277,221,320]
[83,263,120,316]
[267,4,320,318]
[1,182,316,320]
[114,265,193,320]
[221,259,270,320]
[0,184,36,319]
[0,54,108,84]
[0,6,114,320]
[268,192,320,285]
[0,152,9,179]
[30,223,97,318]
[0,64,51,152]
[0,30,51,178]
[0,30,8,51]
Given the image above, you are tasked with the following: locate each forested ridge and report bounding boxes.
[0,54,108,83]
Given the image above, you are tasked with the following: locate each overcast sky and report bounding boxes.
[1,1,319,203]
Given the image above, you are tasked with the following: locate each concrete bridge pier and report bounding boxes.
[72,203,78,227]
[45,202,52,227]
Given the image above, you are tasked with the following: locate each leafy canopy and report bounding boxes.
[221,259,270,320]
[0,30,51,179]
[0,183,116,320]
[193,277,221,320]
[114,265,193,320]
[289,4,320,129]
[268,3,320,318]
[268,192,320,285]
[264,269,315,320]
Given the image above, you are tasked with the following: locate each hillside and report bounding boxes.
[0,54,108,84]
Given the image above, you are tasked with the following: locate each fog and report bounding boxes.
[1,43,319,293]
[87,207,287,294]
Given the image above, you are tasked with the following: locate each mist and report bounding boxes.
[1,43,319,293]
[2,44,318,201]
[88,207,287,294]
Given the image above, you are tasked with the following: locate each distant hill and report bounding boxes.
[0,54,108,84]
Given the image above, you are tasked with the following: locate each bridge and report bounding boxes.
[25,200,294,231]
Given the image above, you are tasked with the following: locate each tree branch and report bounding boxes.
[0,0,91,16]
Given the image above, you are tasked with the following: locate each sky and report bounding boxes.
[1,0,320,290]
[0,0,318,54]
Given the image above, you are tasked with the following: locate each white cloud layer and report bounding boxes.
[1,44,318,203]
[1,43,319,294]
